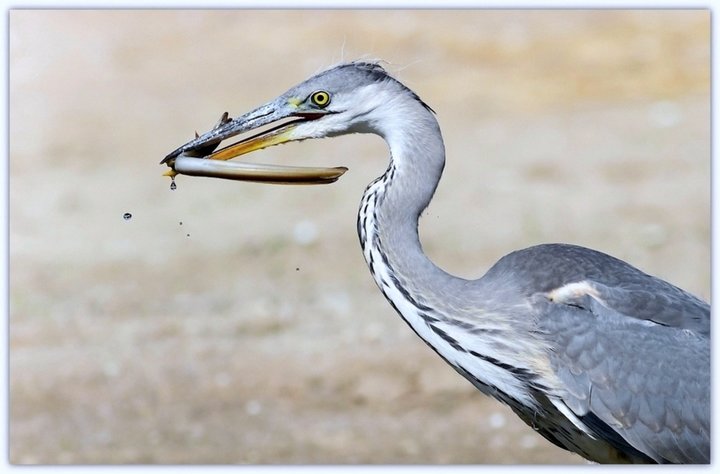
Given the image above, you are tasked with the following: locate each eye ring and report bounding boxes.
[310,90,331,108]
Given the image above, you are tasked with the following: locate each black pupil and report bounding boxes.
[315,93,326,104]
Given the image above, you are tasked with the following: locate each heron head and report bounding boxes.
[162,61,416,184]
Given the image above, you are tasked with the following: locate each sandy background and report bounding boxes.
[9,10,710,464]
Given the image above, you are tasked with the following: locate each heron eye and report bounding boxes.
[310,90,331,108]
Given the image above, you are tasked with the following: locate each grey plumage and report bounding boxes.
[164,61,710,464]
[486,243,710,463]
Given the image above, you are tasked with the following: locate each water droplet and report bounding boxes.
[295,267,300,271]
[186,233,190,237]
[123,213,132,220]
[179,221,183,226]
[170,179,177,191]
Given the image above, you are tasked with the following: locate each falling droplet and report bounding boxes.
[295,267,300,272]
[186,233,190,237]
[170,179,177,191]
[123,212,132,220]
[179,221,183,226]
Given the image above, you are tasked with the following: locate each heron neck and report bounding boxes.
[355,96,547,410]
[358,102,467,310]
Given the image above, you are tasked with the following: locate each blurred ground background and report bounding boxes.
[9,9,710,464]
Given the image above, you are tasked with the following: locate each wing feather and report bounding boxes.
[537,293,710,463]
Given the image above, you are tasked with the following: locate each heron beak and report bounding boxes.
[161,102,347,185]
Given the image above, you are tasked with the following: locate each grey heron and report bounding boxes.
[162,61,710,464]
